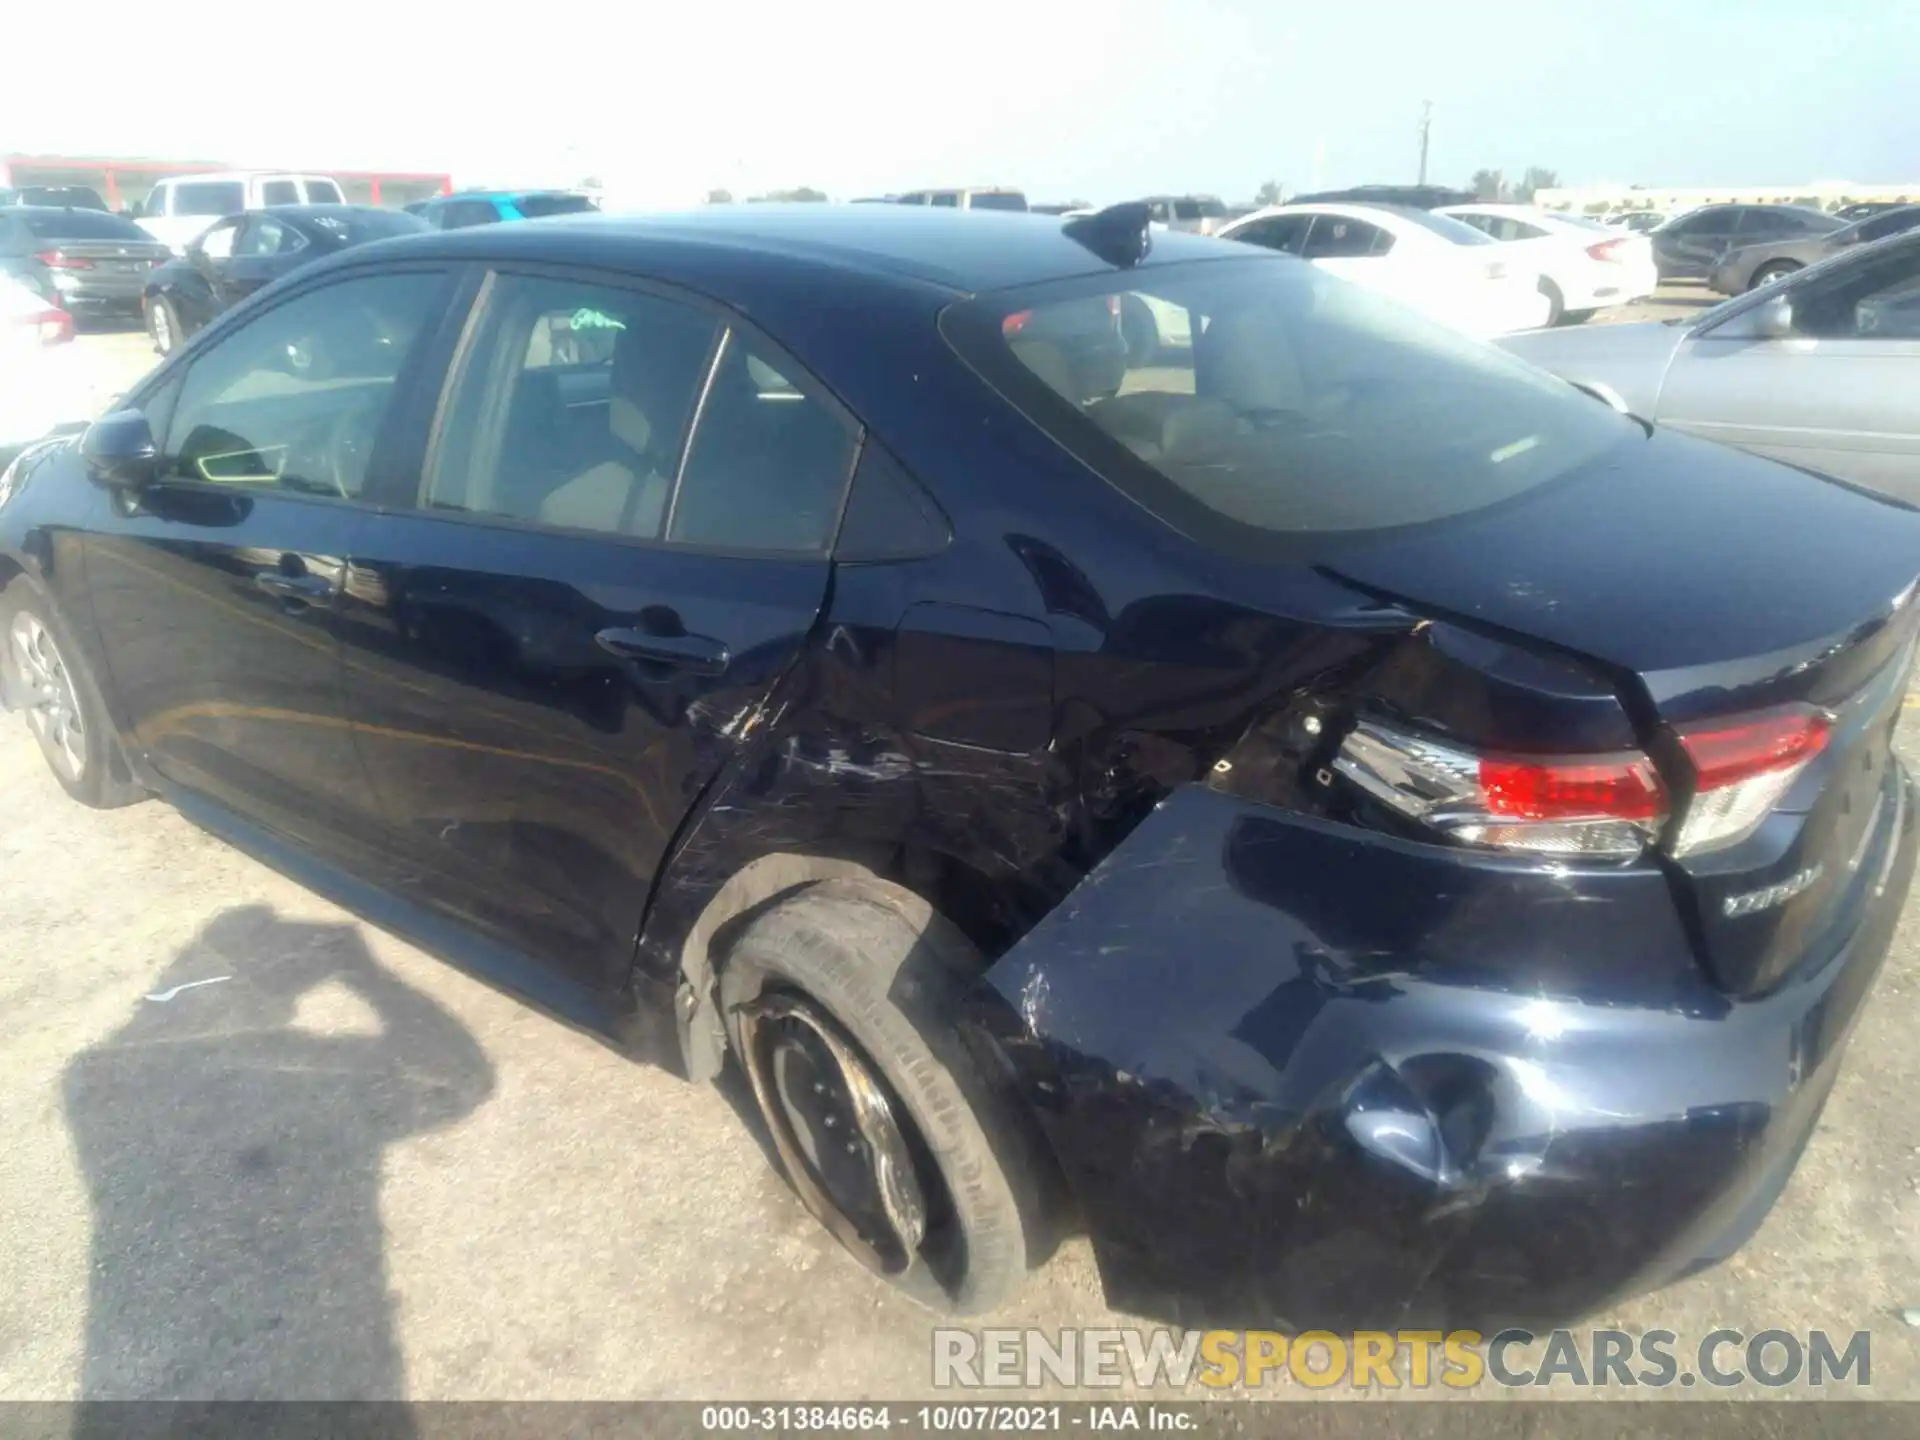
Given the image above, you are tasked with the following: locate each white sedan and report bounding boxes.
[0,274,88,461]
[1436,203,1658,325]
[1215,202,1551,338]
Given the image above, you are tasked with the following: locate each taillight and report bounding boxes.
[1335,721,1667,858]
[33,249,93,270]
[1002,310,1034,337]
[1334,703,1834,861]
[1670,704,1832,856]
[1586,238,1629,263]
[11,306,75,346]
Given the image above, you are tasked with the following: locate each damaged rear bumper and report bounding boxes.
[977,776,1916,1331]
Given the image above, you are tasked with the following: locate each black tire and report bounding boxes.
[719,878,1047,1314]
[1562,307,1596,325]
[1538,278,1566,327]
[1750,262,1800,292]
[0,579,144,809]
[147,294,181,356]
[1119,294,1160,366]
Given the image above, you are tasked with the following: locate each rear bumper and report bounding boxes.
[978,772,1916,1331]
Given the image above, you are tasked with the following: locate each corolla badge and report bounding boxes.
[1723,864,1823,919]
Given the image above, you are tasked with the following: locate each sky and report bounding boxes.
[5,0,1917,206]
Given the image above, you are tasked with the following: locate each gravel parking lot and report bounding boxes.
[6,290,1920,1403]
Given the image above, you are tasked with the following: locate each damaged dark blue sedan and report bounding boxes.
[3,202,1917,1330]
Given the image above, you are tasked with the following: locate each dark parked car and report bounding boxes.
[0,207,170,323]
[1834,201,1910,222]
[1287,184,1475,210]
[409,190,599,229]
[0,185,111,211]
[1709,204,1920,293]
[1650,203,1843,280]
[4,204,1918,1330]
[142,205,427,355]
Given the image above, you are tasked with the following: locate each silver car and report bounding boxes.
[1500,228,1920,502]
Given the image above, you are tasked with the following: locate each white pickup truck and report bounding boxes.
[133,172,346,254]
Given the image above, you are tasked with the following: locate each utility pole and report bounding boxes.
[1417,101,1433,185]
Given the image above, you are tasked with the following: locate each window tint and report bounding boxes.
[1449,213,1495,235]
[1793,244,1920,339]
[196,220,239,260]
[19,210,150,241]
[1231,214,1310,254]
[514,193,598,218]
[424,274,717,539]
[1755,207,1838,237]
[945,260,1630,550]
[304,179,345,203]
[1484,217,1548,241]
[442,200,500,229]
[967,191,1027,211]
[930,193,959,208]
[835,443,949,561]
[261,180,300,206]
[173,182,247,217]
[234,216,304,257]
[1860,208,1920,242]
[1680,208,1737,237]
[669,332,859,551]
[161,272,446,499]
[1302,216,1386,259]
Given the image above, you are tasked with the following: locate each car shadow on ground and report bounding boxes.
[61,904,494,1414]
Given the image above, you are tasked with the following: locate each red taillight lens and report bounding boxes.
[13,307,75,345]
[34,249,93,270]
[1002,310,1034,337]
[1480,755,1669,823]
[1334,721,1669,858]
[1670,704,1833,855]
[1585,238,1628,263]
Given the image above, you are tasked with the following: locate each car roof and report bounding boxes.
[361,204,1246,297]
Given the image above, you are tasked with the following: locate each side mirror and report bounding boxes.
[80,410,159,492]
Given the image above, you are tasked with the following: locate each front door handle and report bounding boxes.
[595,626,730,676]
[254,569,334,607]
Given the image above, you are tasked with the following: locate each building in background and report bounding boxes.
[1536,179,1920,216]
[1,155,453,211]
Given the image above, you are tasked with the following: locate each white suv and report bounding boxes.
[134,172,346,254]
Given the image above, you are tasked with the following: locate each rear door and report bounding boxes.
[1658,236,1920,500]
[1659,206,1739,276]
[83,265,455,858]
[222,214,308,304]
[340,267,858,994]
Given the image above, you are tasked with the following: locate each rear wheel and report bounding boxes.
[718,878,1046,1313]
[1119,294,1160,366]
[1,581,144,808]
[147,295,180,355]
[1750,261,1800,292]
[1562,307,1596,325]
[1538,278,1567,327]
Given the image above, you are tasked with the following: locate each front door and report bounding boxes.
[1660,238,1920,502]
[83,266,455,855]
[220,214,307,305]
[340,268,857,994]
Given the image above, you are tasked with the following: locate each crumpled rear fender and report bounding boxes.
[974,780,1911,1331]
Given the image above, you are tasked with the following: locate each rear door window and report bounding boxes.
[514,193,598,218]
[1230,214,1310,254]
[943,259,1632,556]
[1302,216,1387,259]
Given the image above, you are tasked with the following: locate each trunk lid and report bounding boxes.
[1322,427,1920,995]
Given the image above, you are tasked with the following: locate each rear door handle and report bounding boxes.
[595,626,730,676]
[254,570,335,607]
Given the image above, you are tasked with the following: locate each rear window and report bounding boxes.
[515,193,598,218]
[173,182,247,216]
[1397,209,1497,245]
[944,260,1632,555]
[20,209,150,241]
[967,192,1028,212]
[19,187,108,210]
